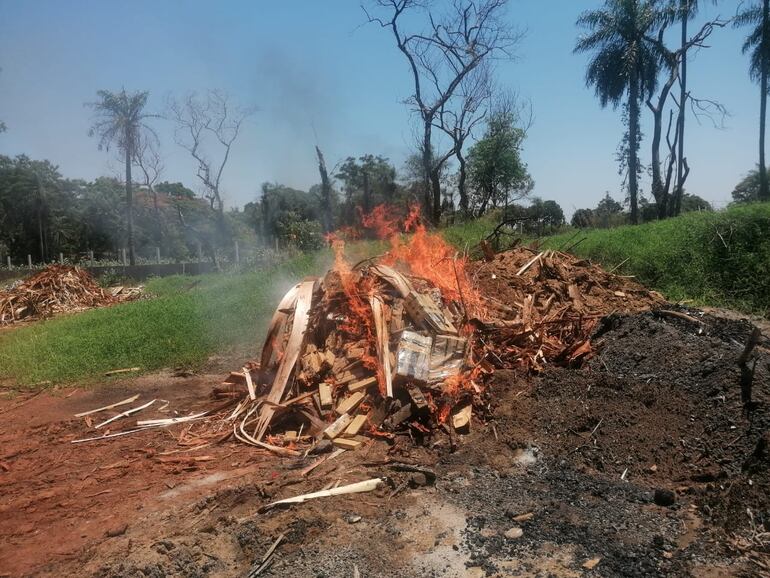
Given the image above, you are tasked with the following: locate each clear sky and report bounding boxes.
[0,0,761,217]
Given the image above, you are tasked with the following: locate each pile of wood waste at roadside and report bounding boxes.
[206,210,667,457]
[0,265,140,325]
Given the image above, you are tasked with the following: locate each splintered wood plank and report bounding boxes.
[319,383,333,409]
[324,413,353,439]
[255,279,317,441]
[259,283,300,369]
[348,376,377,393]
[335,391,365,416]
[369,264,413,297]
[370,295,393,398]
[343,414,368,437]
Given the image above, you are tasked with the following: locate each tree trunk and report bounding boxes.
[457,148,468,216]
[673,5,688,216]
[422,121,434,221]
[430,167,442,224]
[628,76,640,225]
[315,146,333,232]
[125,142,136,266]
[650,103,665,219]
[363,170,371,214]
[760,0,770,201]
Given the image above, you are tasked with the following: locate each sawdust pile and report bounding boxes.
[0,265,137,325]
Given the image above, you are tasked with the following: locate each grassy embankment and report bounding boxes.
[445,203,770,315]
[1,204,768,387]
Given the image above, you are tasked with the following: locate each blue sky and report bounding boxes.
[0,0,761,217]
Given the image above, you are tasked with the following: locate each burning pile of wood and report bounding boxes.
[0,265,132,325]
[210,209,668,456]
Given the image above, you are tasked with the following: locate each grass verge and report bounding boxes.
[539,203,770,314]
[0,250,334,386]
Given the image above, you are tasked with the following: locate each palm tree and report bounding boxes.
[575,0,662,224]
[735,0,770,202]
[87,89,156,265]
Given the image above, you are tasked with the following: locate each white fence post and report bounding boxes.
[122,248,127,266]
[156,246,161,264]
[234,240,240,264]
[59,252,64,264]
[6,256,10,269]
[27,254,32,268]
[89,250,94,266]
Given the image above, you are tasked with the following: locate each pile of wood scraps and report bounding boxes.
[209,240,669,456]
[0,265,140,324]
[210,253,484,456]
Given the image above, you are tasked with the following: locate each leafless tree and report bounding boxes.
[134,134,164,243]
[315,146,334,233]
[365,0,519,224]
[433,63,492,216]
[646,15,728,217]
[167,90,255,220]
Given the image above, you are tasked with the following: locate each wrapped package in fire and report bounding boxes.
[428,334,468,382]
[395,330,432,382]
[395,330,467,384]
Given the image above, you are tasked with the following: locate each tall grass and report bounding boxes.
[540,203,770,314]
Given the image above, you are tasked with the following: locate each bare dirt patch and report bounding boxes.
[0,309,768,577]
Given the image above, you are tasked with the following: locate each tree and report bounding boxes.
[155,181,196,199]
[575,0,663,224]
[466,106,532,215]
[134,134,164,244]
[87,89,156,265]
[731,167,770,203]
[679,192,711,212]
[672,1,720,216]
[335,154,397,223]
[646,6,726,218]
[433,64,493,216]
[735,0,770,201]
[366,0,517,224]
[528,197,565,234]
[571,208,595,228]
[168,90,255,253]
[315,146,334,233]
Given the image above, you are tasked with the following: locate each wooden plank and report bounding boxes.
[344,414,368,437]
[348,376,377,394]
[259,283,300,369]
[335,391,365,416]
[452,404,472,432]
[324,413,353,439]
[370,295,393,397]
[332,437,362,450]
[254,279,316,441]
[319,383,333,409]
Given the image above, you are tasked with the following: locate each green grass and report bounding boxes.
[2,204,768,387]
[539,203,770,315]
[0,250,334,386]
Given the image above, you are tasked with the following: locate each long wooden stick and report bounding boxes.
[75,394,140,417]
[94,399,156,429]
[260,478,383,511]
